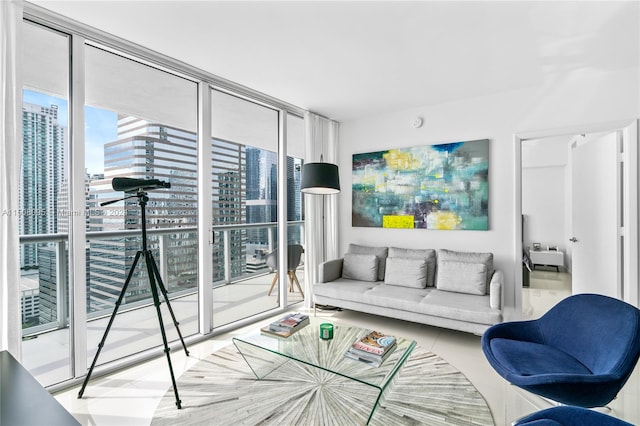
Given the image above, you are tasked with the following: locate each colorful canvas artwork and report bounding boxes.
[352,139,489,230]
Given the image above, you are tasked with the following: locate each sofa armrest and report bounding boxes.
[319,258,343,283]
[489,270,504,310]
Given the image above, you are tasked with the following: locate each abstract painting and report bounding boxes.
[352,139,489,230]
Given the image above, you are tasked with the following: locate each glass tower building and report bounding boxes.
[20,103,67,267]
[87,116,198,312]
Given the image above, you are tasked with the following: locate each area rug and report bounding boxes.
[152,344,494,426]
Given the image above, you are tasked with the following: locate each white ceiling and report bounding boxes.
[29,1,639,121]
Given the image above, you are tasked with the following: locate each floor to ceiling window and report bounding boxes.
[18,9,307,388]
[20,20,72,386]
[208,90,307,328]
[83,45,199,367]
[209,89,295,327]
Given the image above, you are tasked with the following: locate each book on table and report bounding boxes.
[344,346,396,367]
[352,330,397,355]
[260,312,310,338]
[344,330,397,367]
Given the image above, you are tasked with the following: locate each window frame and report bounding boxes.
[22,4,307,391]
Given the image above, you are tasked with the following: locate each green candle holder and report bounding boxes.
[319,323,334,340]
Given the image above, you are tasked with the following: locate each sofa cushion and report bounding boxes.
[388,247,436,287]
[348,244,388,281]
[314,278,379,301]
[342,253,378,282]
[438,249,494,290]
[421,290,502,325]
[436,260,487,295]
[363,284,432,312]
[384,258,427,288]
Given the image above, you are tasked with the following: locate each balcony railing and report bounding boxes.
[19,220,305,338]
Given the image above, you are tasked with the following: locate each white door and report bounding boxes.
[570,132,620,297]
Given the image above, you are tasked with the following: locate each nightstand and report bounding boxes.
[529,250,564,272]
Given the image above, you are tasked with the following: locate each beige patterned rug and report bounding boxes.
[152,344,494,426]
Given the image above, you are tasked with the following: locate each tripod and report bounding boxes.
[78,189,189,409]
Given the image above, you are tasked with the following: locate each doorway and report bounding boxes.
[514,120,639,317]
[521,136,573,318]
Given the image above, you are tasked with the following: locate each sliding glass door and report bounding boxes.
[83,45,199,367]
[210,89,282,327]
[20,21,72,386]
[209,90,306,327]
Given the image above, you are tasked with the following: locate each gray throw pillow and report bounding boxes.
[436,260,487,295]
[438,249,494,289]
[348,244,388,281]
[342,253,378,282]
[384,258,428,288]
[388,247,436,287]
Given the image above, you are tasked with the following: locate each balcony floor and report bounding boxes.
[22,271,304,387]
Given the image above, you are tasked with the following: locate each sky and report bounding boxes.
[23,89,117,175]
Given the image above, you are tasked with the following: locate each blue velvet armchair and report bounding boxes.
[514,406,633,426]
[482,293,640,407]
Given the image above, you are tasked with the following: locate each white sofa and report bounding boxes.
[313,244,504,335]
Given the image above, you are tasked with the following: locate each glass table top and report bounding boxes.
[232,316,416,389]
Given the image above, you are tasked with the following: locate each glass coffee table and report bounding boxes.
[232,317,416,424]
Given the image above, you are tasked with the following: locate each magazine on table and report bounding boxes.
[351,330,397,355]
[344,330,397,367]
[260,312,309,338]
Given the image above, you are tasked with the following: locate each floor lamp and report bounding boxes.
[301,158,341,254]
[301,158,340,309]
[300,159,340,195]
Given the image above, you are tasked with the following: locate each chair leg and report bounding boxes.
[287,272,295,292]
[267,272,278,296]
[291,271,304,298]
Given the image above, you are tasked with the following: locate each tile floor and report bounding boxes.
[53,271,640,426]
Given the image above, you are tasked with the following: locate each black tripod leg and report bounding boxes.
[145,251,182,409]
[78,250,143,399]
[148,253,189,355]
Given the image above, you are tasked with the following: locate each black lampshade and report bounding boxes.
[300,162,340,194]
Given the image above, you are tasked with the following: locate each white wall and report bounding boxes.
[522,167,566,252]
[338,66,639,317]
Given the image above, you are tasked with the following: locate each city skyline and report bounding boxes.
[20,90,305,326]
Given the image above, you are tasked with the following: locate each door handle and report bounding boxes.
[569,237,578,243]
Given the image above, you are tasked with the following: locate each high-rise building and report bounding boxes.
[287,156,304,244]
[87,116,198,312]
[212,140,246,282]
[243,148,304,271]
[20,103,66,267]
[37,246,62,324]
[20,284,39,327]
[84,115,304,308]
[245,147,277,249]
[85,172,104,230]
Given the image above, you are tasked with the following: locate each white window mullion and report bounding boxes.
[198,83,213,333]
[278,111,288,308]
[69,34,87,378]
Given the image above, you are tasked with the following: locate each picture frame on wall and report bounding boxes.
[352,139,489,230]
